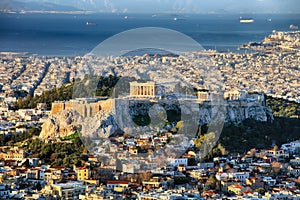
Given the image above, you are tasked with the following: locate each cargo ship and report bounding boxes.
[239,17,254,23]
[86,22,96,26]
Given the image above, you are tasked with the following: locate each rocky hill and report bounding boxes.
[39,99,273,140]
[39,110,82,140]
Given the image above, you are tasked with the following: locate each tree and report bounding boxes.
[36,182,42,191]
[173,176,189,185]
[50,153,58,162]
[0,134,4,146]
[271,162,281,174]
[135,172,152,184]
[255,188,265,195]
[12,75,120,110]
[206,175,217,189]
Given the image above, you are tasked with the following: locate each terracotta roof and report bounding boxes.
[4,160,16,162]
[50,166,65,169]
[107,180,129,185]
[29,168,40,171]
[77,167,88,170]
[231,184,244,189]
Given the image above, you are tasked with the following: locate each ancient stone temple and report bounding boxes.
[224,90,245,101]
[129,81,158,97]
[196,89,210,101]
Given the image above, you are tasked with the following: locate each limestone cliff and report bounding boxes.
[39,109,120,140]
[123,100,274,125]
[40,99,274,140]
[80,110,119,139]
[39,110,82,139]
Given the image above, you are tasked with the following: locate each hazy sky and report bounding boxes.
[14,0,300,13]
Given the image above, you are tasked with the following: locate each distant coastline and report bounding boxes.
[1,13,299,56]
[0,52,28,57]
[0,10,96,14]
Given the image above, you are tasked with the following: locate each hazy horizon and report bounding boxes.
[1,0,300,14]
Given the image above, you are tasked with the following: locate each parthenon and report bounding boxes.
[129,81,158,97]
[224,90,245,101]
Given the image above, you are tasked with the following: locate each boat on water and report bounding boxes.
[290,24,299,30]
[239,17,254,23]
[86,22,96,26]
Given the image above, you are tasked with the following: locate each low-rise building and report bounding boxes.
[75,167,90,181]
[51,181,86,200]
[106,180,129,192]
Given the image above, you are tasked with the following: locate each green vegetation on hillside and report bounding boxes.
[0,126,41,146]
[267,96,300,117]
[13,75,119,110]
[0,128,87,167]
[60,132,81,141]
[192,116,300,160]
[24,136,86,167]
[219,117,300,153]
[193,98,300,157]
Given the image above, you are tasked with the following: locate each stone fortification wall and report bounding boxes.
[51,99,115,117]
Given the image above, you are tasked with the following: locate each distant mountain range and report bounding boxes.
[0,0,80,12]
[1,0,300,14]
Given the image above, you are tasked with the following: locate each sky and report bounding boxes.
[6,0,300,13]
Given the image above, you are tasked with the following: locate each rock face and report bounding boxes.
[226,105,273,123]
[120,100,274,126]
[80,110,119,139]
[39,109,120,140]
[40,99,274,140]
[39,110,82,139]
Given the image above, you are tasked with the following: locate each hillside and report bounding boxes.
[12,76,300,156]
[267,96,300,117]
[13,75,119,110]
[219,117,300,153]
[0,0,80,11]
[219,97,300,153]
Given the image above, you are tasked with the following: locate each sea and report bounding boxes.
[0,13,299,56]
